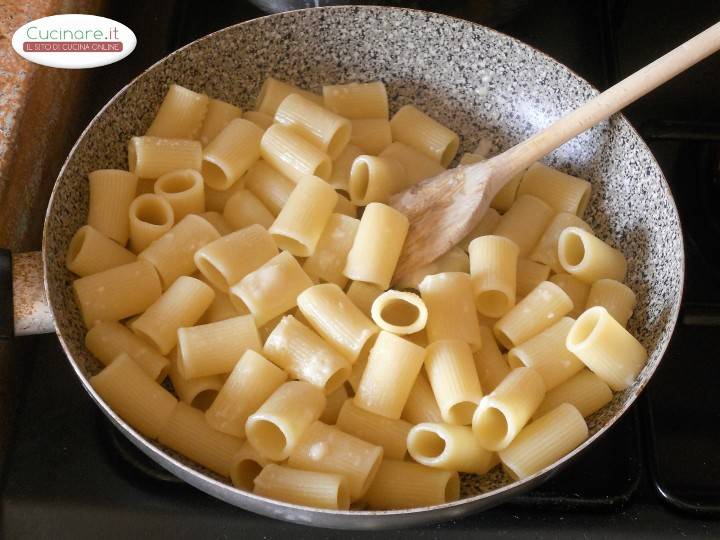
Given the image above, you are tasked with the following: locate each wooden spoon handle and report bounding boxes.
[485,19,720,190]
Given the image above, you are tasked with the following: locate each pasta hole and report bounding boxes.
[412,429,447,459]
[441,137,460,167]
[349,160,370,202]
[229,292,249,314]
[473,406,508,447]
[328,123,351,158]
[134,198,172,226]
[270,233,310,257]
[444,473,460,502]
[66,227,87,265]
[324,366,350,394]
[249,420,287,457]
[447,401,477,425]
[196,257,228,291]
[191,389,218,411]
[313,158,332,180]
[567,307,602,348]
[560,230,586,267]
[202,160,230,190]
[157,171,197,194]
[231,459,263,491]
[475,290,511,318]
[506,352,525,369]
[493,327,513,350]
[380,299,419,327]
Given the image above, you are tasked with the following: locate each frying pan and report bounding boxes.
[2,6,684,530]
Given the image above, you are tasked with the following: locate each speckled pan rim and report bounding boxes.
[41,5,685,524]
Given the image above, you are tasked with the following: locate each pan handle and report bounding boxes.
[0,250,55,338]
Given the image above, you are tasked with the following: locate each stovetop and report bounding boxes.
[2,0,720,538]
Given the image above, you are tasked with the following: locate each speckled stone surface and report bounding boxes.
[42,6,683,529]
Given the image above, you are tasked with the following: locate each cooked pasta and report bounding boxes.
[194,224,278,292]
[322,81,389,119]
[229,251,313,326]
[395,247,469,291]
[419,272,483,351]
[472,367,546,451]
[557,227,627,284]
[529,212,592,273]
[275,93,351,159]
[473,326,511,393]
[230,441,271,491]
[138,214,220,289]
[128,136,202,179]
[469,235,519,318]
[365,459,459,510]
[146,83,208,140]
[586,278,636,327]
[493,281,573,349]
[254,464,350,510]
[263,315,351,393]
[348,155,406,205]
[288,421,383,500]
[566,306,647,391]
[492,194,554,257]
[408,422,497,474]
[424,340,483,425]
[168,352,223,410]
[261,124,331,182]
[534,369,613,419]
[336,399,412,460]
[87,169,138,245]
[199,98,242,146]
[244,161,295,216]
[245,381,326,461]
[66,225,136,277]
[297,283,378,363]
[344,202,409,290]
[128,194,174,253]
[198,212,233,237]
[329,144,364,191]
[223,190,275,230]
[402,371,443,425]
[390,105,459,166]
[85,321,169,381]
[345,281,384,318]
[550,273,591,319]
[334,193,358,218]
[370,290,427,335]
[320,384,350,425]
[205,350,287,437]
[490,171,524,213]
[458,207,501,252]
[204,180,244,213]
[379,142,445,186]
[255,77,323,116]
[154,169,204,220]
[516,259,551,298]
[517,162,592,215]
[202,118,263,190]
[242,110,274,130]
[269,174,338,256]
[178,314,262,378]
[302,214,359,288]
[90,353,177,439]
[349,119,393,155]
[507,317,584,390]
[130,275,214,355]
[498,403,588,480]
[73,259,162,328]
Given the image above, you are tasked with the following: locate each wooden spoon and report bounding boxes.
[391,20,720,283]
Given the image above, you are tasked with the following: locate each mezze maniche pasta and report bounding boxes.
[70,78,647,511]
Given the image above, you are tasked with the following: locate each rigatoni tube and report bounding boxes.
[223,190,275,230]
[419,272,483,350]
[205,350,287,437]
[90,353,177,439]
[177,315,262,378]
[493,281,573,349]
[130,275,214,355]
[73,259,161,328]
[322,81,389,119]
[302,214,359,288]
[128,136,202,179]
[473,326,511,393]
[348,155,406,205]
[395,247,469,290]
[565,306,647,391]
[390,105,459,166]
[379,142,445,187]
[230,441,271,491]
[518,162,592,215]
[354,331,425,419]
[469,235,519,318]
[254,464,350,510]
[558,227,627,284]
[263,315,351,394]
[66,225,136,277]
[297,283,378,363]
[402,371,443,424]
[153,169,204,220]
[168,352,222,410]
[365,460,459,510]
[534,369,612,419]
[336,399,412,460]
[550,273,591,319]
[408,422,497,474]
[349,119,392,155]
[245,381,326,461]
[87,169,138,245]
[199,98,242,146]
[586,278,636,327]
[260,124,331,182]
[243,161,295,216]
[288,421,383,500]
[425,340,483,425]
[128,194,174,253]
[255,77,323,116]
[229,251,313,326]
[269,174,338,257]
[370,290,428,335]
[202,118,263,190]
[499,403,588,480]
[472,367,546,451]
[493,194,554,257]
[529,212,592,273]
[145,83,208,140]
[343,202,409,290]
